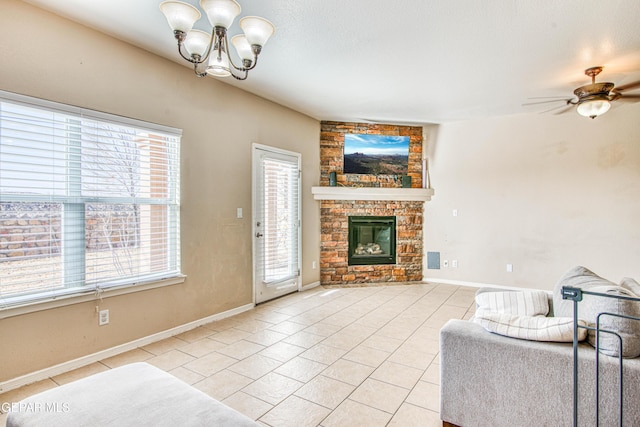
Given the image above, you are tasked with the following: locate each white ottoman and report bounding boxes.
[6,362,259,426]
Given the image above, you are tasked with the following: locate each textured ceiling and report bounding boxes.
[21,0,640,124]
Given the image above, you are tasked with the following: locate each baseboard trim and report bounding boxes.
[0,303,255,393]
[301,281,321,292]
[423,278,545,292]
[423,278,497,289]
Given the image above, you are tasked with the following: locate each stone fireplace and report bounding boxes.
[314,120,433,286]
[313,188,431,285]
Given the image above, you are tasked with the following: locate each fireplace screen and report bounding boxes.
[348,216,396,265]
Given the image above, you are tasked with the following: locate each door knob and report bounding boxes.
[255,232,263,238]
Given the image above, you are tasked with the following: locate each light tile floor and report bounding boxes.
[0,282,476,426]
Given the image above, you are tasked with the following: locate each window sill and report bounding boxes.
[0,275,186,320]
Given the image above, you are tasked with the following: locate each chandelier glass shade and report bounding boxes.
[160,0,275,80]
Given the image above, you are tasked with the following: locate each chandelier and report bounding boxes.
[160,0,275,80]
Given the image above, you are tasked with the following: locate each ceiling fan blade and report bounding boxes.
[522,99,571,106]
[551,104,575,115]
[534,103,571,114]
[527,96,574,99]
[618,94,640,102]
[615,80,640,92]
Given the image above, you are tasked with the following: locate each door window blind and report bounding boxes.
[259,154,300,285]
[0,91,181,308]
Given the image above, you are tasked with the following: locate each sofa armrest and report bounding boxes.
[440,319,640,427]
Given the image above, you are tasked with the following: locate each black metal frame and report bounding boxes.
[561,286,640,426]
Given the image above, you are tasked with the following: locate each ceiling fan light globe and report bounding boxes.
[200,0,241,29]
[577,99,610,119]
[160,1,202,33]
[240,16,275,48]
[183,29,211,58]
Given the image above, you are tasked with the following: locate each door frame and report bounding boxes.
[251,143,302,304]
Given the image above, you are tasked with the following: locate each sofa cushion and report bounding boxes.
[475,290,549,317]
[473,312,586,342]
[553,266,640,358]
[621,277,640,296]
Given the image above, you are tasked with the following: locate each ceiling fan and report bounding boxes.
[525,66,640,119]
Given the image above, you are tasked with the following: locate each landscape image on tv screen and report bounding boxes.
[343,133,410,175]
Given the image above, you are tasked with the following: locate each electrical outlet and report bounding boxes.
[99,309,109,326]
[443,260,449,268]
[452,260,458,268]
[312,261,317,269]
[506,263,513,273]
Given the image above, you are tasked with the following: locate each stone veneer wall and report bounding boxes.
[318,121,424,285]
[320,200,424,284]
[320,121,423,188]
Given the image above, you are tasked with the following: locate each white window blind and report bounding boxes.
[0,91,181,309]
[259,155,300,285]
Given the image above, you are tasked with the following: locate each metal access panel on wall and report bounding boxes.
[427,251,441,269]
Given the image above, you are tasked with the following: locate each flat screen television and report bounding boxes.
[343,133,409,175]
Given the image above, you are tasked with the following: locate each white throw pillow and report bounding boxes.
[474,312,587,342]
[475,290,549,317]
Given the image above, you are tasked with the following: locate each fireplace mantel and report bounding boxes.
[311,186,434,202]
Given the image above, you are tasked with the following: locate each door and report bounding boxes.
[252,144,301,304]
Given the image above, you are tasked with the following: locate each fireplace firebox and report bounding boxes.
[348,216,396,265]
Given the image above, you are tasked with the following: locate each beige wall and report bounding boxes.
[424,104,640,290]
[0,0,320,382]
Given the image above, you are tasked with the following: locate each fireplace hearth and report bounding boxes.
[348,216,396,265]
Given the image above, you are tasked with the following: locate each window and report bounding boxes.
[261,155,300,283]
[0,91,181,309]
